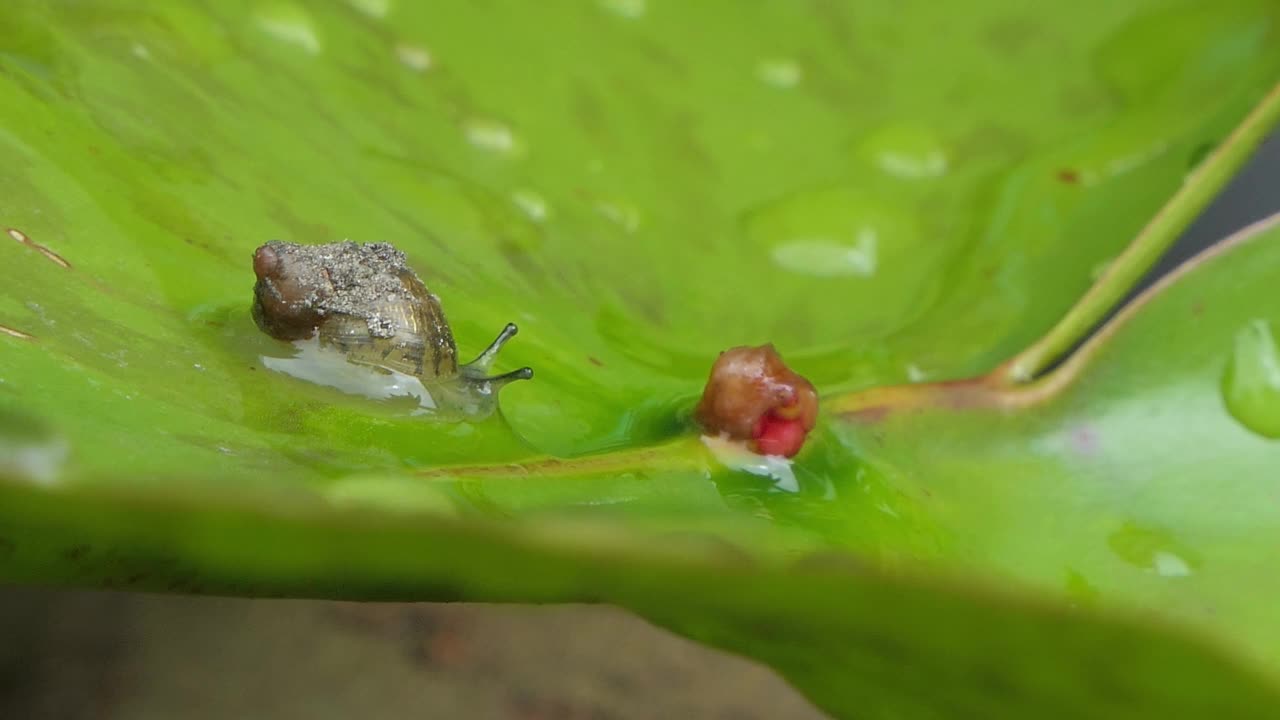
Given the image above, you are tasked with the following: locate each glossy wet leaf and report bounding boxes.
[2,1,1280,717]
[5,474,1280,720]
[833,216,1280,673]
[1,1,1278,457]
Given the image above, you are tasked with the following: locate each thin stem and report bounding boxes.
[995,80,1280,385]
[414,437,705,479]
[830,212,1280,420]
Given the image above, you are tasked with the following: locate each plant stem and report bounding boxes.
[995,80,1280,384]
[414,437,706,479]
[830,212,1280,420]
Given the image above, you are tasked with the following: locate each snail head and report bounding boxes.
[251,241,326,341]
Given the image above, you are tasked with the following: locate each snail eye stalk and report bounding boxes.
[461,323,532,386]
[465,323,520,373]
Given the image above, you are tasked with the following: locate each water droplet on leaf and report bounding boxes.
[1221,319,1280,438]
[0,409,68,486]
[347,0,393,18]
[395,43,431,72]
[1108,522,1199,578]
[596,200,641,233]
[1152,551,1193,578]
[512,189,550,223]
[739,185,942,339]
[254,3,323,54]
[598,0,646,19]
[756,58,802,89]
[463,118,519,154]
[859,124,949,180]
[770,233,877,278]
[745,187,918,280]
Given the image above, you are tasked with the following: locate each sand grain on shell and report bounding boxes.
[264,240,422,338]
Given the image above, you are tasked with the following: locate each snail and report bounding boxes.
[251,240,531,417]
[694,344,817,458]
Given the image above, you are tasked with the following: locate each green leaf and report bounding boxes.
[3,1,1280,717]
[5,474,1280,719]
[832,214,1280,675]
[2,1,1278,457]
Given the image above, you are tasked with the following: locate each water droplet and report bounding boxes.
[1222,319,1280,438]
[1108,522,1199,578]
[596,200,641,233]
[859,125,948,180]
[0,410,68,486]
[742,186,937,329]
[131,43,152,61]
[254,4,322,55]
[463,118,518,154]
[394,43,431,72]
[745,188,919,282]
[598,0,645,19]
[905,364,928,382]
[756,58,802,89]
[771,233,876,278]
[1153,551,1192,578]
[701,434,798,493]
[347,0,392,18]
[512,189,550,223]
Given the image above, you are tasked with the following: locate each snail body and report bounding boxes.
[251,240,530,415]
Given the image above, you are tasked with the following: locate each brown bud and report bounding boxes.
[694,344,817,458]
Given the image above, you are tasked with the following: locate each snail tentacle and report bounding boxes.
[464,322,520,374]
[460,323,532,386]
[485,366,535,387]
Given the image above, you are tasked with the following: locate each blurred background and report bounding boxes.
[0,132,1275,720]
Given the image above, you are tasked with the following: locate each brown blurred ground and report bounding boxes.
[0,588,827,719]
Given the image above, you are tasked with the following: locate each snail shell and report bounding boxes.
[251,240,531,395]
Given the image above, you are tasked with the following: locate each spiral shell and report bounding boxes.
[251,240,530,399]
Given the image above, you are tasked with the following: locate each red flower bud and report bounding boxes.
[694,344,817,458]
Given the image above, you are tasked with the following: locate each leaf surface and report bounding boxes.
[2,2,1280,717]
